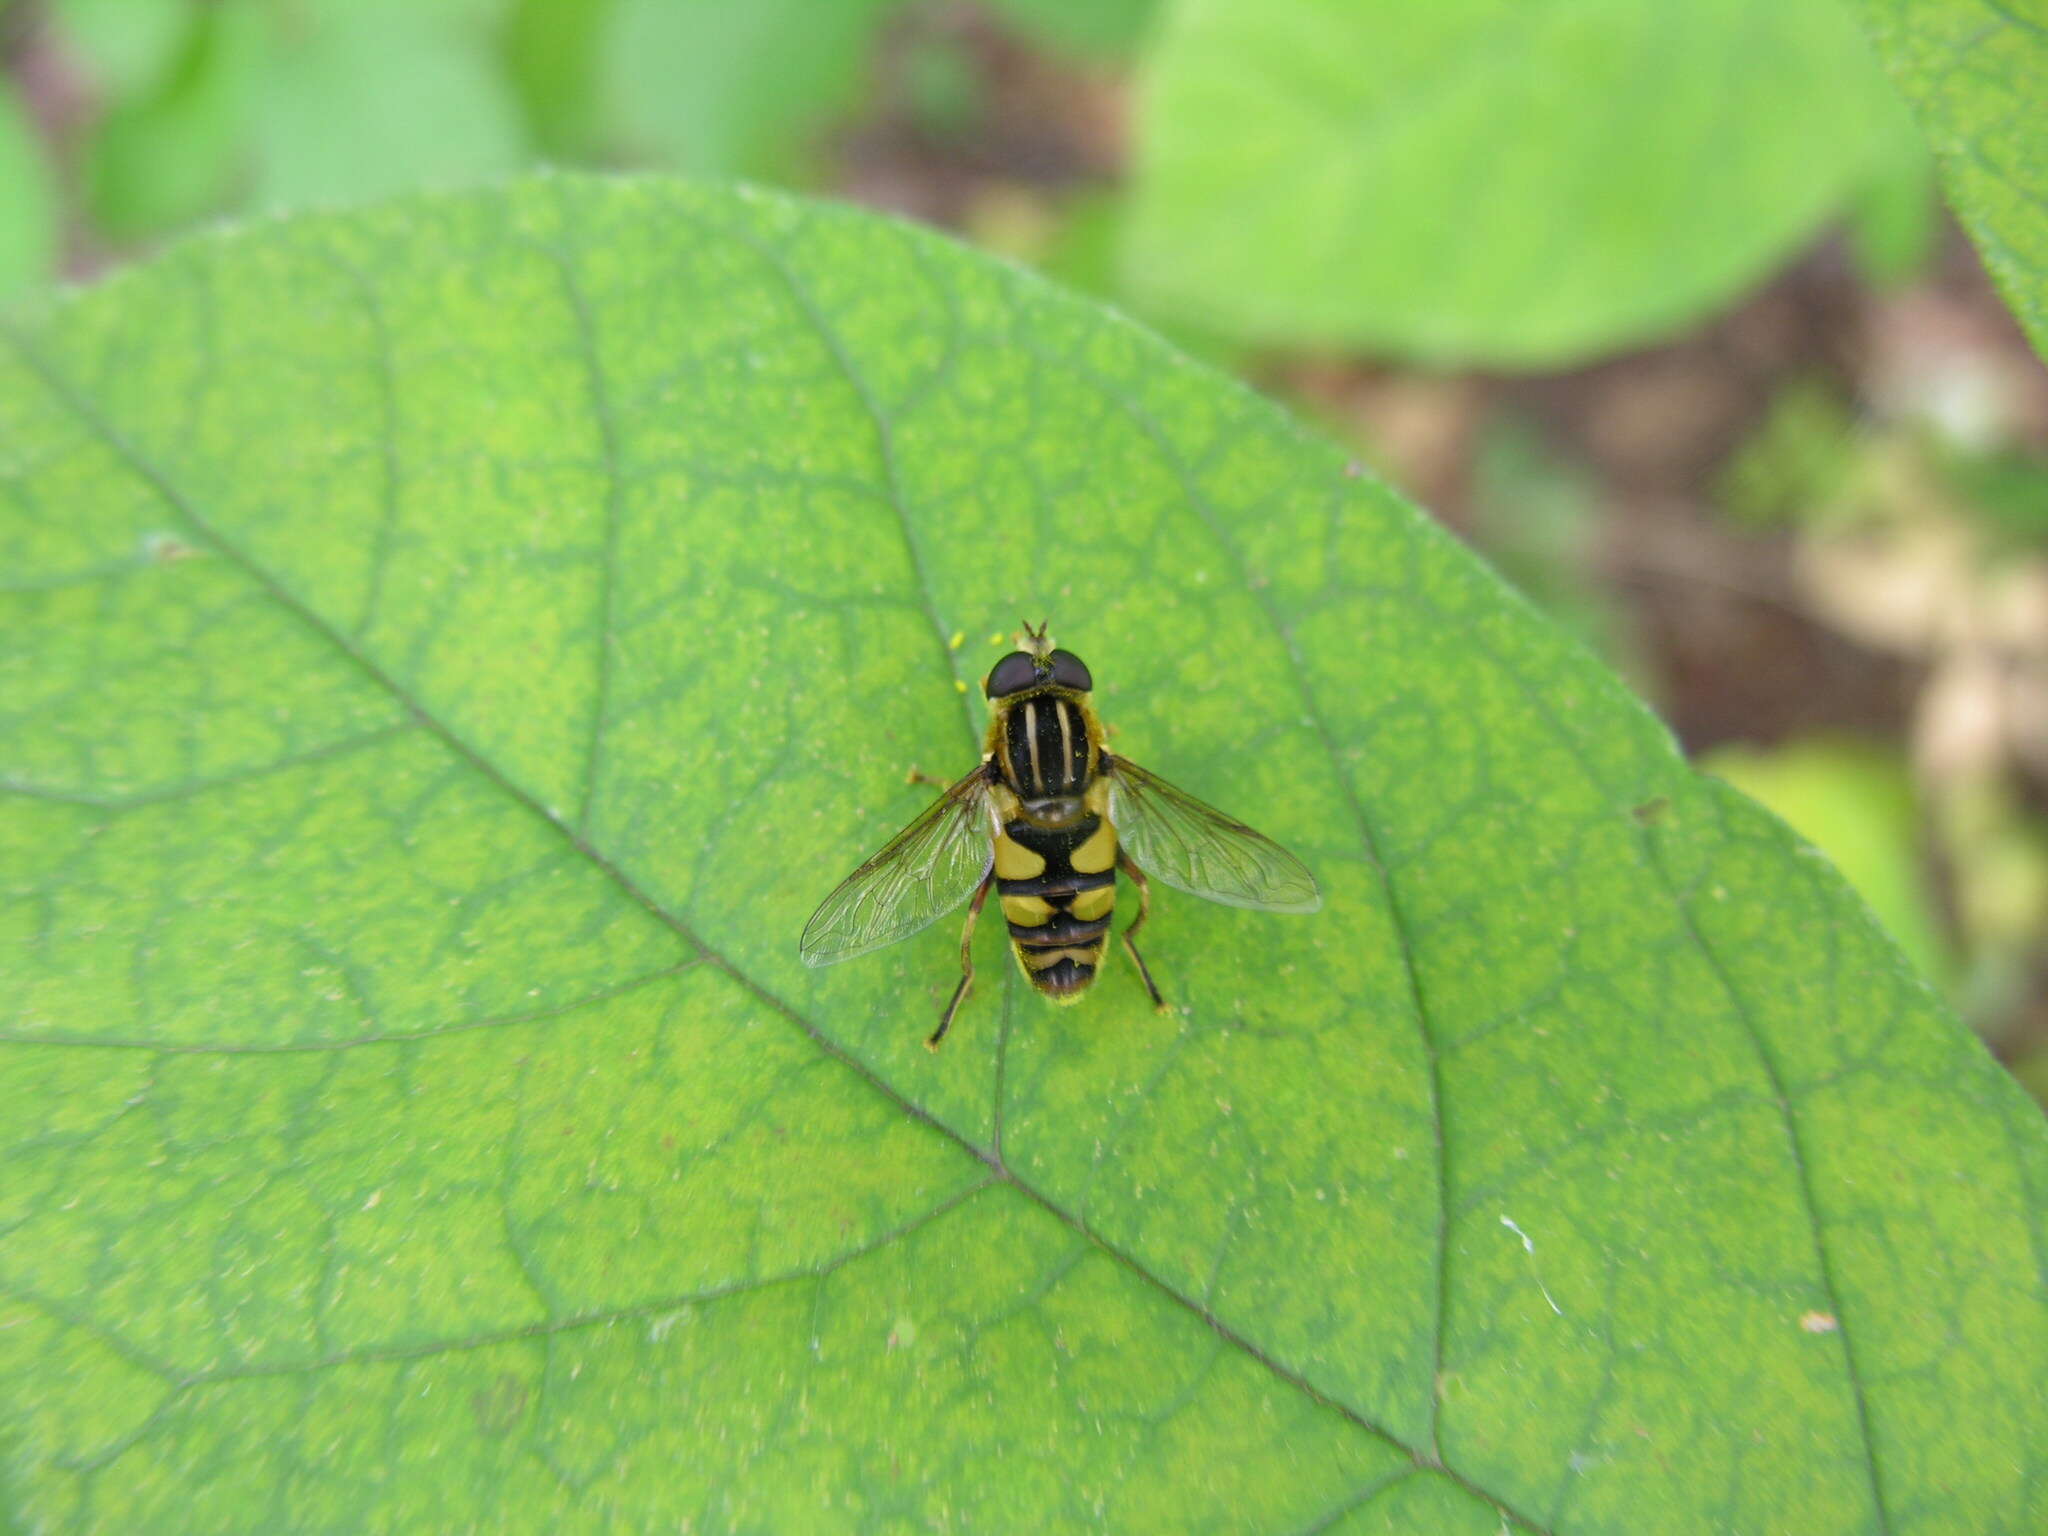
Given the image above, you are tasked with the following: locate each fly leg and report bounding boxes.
[1117,850,1169,1013]
[928,873,994,1051]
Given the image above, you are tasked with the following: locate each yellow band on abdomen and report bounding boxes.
[1001,894,1055,926]
[994,834,1046,879]
[1069,884,1116,921]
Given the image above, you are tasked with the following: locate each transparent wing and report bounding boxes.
[799,767,997,966]
[1106,756,1321,913]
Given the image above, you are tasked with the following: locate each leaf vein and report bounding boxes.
[1408,586,1898,1533]
[0,961,704,1054]
[1000,332,1457,1459]
[0,302,1568,1535]
[0,721,417,813]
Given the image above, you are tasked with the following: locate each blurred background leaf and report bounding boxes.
[607,0,897,179]
[500,0,613,159]
[252,0,523,207]
[1843,96,1939,290]
[81,0,258,240]
[0,79,53,296]
[1123,0,1925,366]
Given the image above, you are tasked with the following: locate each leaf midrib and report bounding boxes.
[0,309,1561,1535]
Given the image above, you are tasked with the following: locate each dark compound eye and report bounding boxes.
[1047,649,1092,691]
[984,651,1042,698]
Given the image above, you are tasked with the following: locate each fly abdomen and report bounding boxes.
[992,809,1118,1004]
[1007,911,1110,947]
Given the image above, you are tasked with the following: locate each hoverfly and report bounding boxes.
[800,623,1320,1049]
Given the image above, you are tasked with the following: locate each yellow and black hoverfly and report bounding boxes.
[800,623,1321,1048]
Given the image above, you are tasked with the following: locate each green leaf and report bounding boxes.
[1844,98,1940,289]
[1702,736,1952,990]
[1,177,2041,1532]
[500,0,617,160]
[52,0,190,98]
[72,0,526,234]
[0,84,56,301]
[607,0,896,179]
[1848,0,2048,362]
[1124,0,1921,365]
[81,0,261,242]
[249,0,525,208]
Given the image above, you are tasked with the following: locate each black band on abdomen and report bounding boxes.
[997,870,1113,898]
[1008,913,1111,947]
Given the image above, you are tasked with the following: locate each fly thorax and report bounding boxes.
[998,692,1092,801]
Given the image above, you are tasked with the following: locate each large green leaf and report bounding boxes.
[1123,0,1922,365]
[1,178,2041,1532]
[1848,0,2048,362]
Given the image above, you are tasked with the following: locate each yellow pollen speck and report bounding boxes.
[954,679,967,693]
[948,630,965,649]
[988,631,1006,645]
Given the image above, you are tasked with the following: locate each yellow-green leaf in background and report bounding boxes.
[1,178,2041,1533]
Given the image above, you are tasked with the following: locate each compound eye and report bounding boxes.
[1047,649,1093,691]
[985,651,1041,698]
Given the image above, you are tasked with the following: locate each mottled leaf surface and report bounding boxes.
[1,178,2042,1533]
[1850,0,2048,361]
[1124,0,1919,364]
